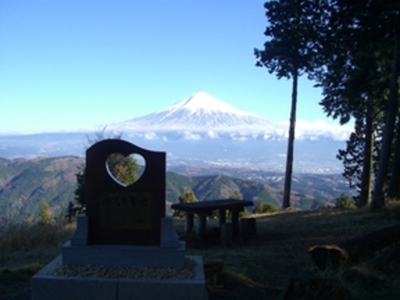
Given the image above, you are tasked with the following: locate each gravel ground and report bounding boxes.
[50,257,197,280]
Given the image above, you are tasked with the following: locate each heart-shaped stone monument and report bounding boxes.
[85,139,165,245]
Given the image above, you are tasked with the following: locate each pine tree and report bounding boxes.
[372,35,400,208]
[73,168,86,212]
[314,0,399,208]
[231,190,242,200]
[106,153,138,186]
[337,117,378,207]
[173,188,198,218]
[255,0,327,209]
[388,115,400,199]
[253,199,264,214]
[38,201,52,225]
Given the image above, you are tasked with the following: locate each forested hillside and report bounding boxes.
[0,157,83,223]
[0,156,346,223]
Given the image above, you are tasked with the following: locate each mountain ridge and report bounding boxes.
[109,91,279,133]
[107,92,351,142]
[0,156,351,223]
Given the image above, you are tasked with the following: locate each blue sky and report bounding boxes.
[1,0,340,134]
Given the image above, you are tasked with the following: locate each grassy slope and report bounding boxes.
[1,202,400,300]
[184,202,400,299]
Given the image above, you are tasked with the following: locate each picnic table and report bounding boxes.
[171,199,254,240]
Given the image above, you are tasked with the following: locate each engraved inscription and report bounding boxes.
[99,192,152,229]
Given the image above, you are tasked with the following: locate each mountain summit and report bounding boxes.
[166,92,249,116]
[111,92,278,135]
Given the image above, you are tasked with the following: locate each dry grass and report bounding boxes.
[0,220,75,300]
[183,201,400,299]
[0,220,76,268]
[1,202,400,299]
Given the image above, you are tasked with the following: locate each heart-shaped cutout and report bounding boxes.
[105,153,146,187]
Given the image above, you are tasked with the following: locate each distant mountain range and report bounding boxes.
[108,92,282,137]
[0,156,351,223]
[108,91,351,141]
[0,92,351,173]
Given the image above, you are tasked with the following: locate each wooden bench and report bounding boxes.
[171,199,254,240]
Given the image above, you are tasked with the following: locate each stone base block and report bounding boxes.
[31,256,116,300]
[62,241,186,268]
[32,255,208,300]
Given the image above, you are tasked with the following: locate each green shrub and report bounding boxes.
[253,199,279,214]
[38,201,52,225]
[262,203,279,213]
[335,193,356,209]
[173,188,198,218]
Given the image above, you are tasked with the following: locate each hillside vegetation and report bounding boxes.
[0,156,350,222]
[0,157,82,223]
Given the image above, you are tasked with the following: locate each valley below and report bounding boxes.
[0,155,352,224]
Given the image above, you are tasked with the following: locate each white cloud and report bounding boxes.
[279,119,353,141]
[207,130,219,139]
[232,136,247,141]
[144,132,158,140]
[183,131,201,140]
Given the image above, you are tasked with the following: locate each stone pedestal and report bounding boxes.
[32,215,207,300]
[63,215,186,268]
[32,255,208,300]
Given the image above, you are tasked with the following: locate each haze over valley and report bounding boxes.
[0,92,351,174]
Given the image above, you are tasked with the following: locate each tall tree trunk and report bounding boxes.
[358,102,374,207]
[388,116,400,199]
[371,36,400,209]
[282,68,298,209]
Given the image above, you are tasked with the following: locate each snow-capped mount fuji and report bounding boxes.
[107,92,353,142]
[109,92,285,138]
[0,92,352,172]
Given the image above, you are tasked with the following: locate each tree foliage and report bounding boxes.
[337,117,379,207]
[255,0,328,209]
[255,0,325,79]
[73,169,86,210]
[178,188,198,204]
[257,1,400,209]
[173,188,198,218]
[310,0,400,209]
[335,193,356,209]
[231,190,242,200]
[106,153,138,187]
[253,199,279,214]
[38,201,52,225]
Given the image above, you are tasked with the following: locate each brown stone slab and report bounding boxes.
[85,139,165,246]
[171,199,253,213]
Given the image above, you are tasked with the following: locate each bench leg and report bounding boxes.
[218,209,226,226]
[185,213,194,234]
[231,210,240,239]
[196,214,207,239]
